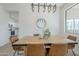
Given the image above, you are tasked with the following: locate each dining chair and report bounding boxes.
[26,44,46,56]
[48,44,68,56]
[67,35,77,56]
[9,36,24,56]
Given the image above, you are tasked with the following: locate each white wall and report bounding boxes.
[18,4,60,38]
[2,3,61,38]
[0,4,14,47]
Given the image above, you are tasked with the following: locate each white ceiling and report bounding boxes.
[1,3,65,11]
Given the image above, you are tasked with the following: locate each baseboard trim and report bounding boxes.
[0,40,9,47]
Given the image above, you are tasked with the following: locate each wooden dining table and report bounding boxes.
[13,35,78,55]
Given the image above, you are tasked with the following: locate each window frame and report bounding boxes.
[65,3,79,34]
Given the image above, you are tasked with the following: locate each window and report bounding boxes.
[65,18,79,34]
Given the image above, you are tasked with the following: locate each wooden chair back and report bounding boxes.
[10,36,24,51]
[67,35,77,41]
[26,44,45,56]
[67,35,77,49]
[10,36,19,45]
[48,44,68,56]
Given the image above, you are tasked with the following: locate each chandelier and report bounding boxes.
[31,3,56,13]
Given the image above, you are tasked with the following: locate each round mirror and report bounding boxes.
[36,18,46,29]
